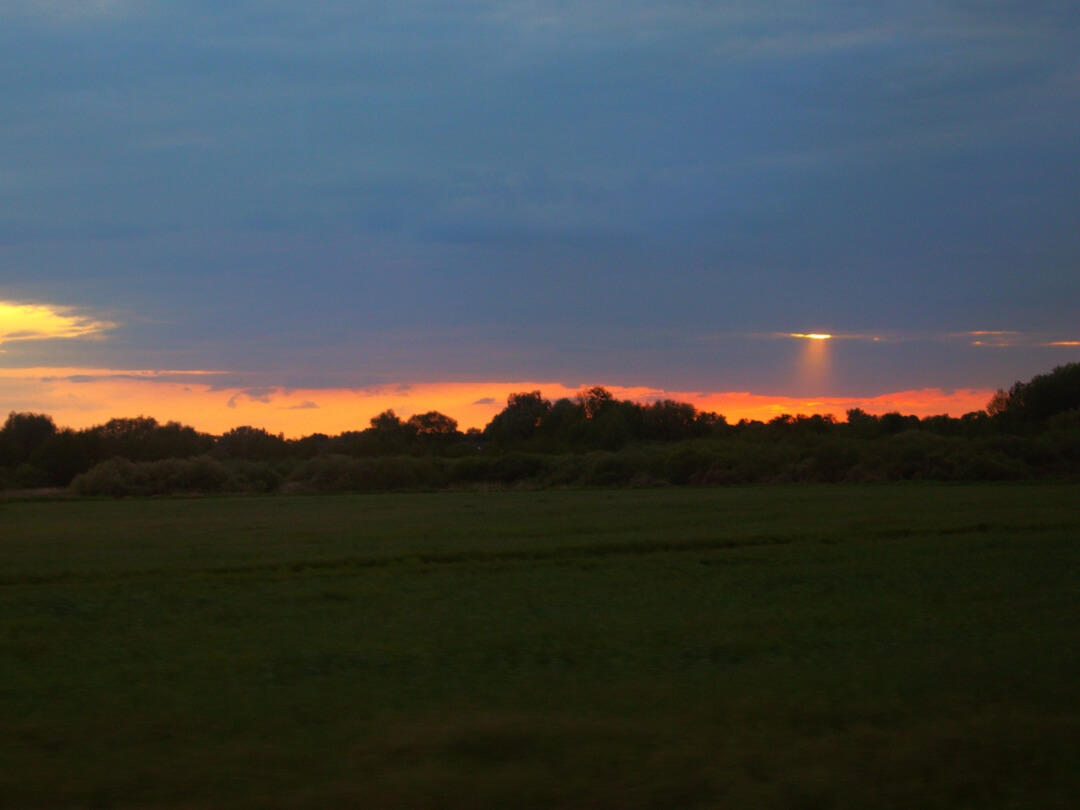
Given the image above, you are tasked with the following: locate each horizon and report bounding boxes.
[3,363,999,438]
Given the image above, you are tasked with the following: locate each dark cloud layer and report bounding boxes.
[1,1,1077,395]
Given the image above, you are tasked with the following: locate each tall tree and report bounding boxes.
[485,391,551,444]
[577,386,614,420]
[1,412,57,465]
[991,362,1080,424]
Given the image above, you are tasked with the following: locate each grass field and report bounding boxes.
[1,484,1078,808]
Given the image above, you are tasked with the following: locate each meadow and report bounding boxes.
[1,484,1078,808]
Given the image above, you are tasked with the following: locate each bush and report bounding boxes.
[71,458,147,497]
[663,443,722,485]
[287,455,445,492]
[12,463,50,489]
[583,452,641,486]
[70,456,275,497]
[950,448,1029,481]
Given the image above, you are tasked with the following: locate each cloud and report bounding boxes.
[287,400,319,410]
[957,331,1080,348]
[226,387,276,408]
[472,397,497,405]
[0,300,115,345]
[2,1,1076,402]
[36,369,228,384]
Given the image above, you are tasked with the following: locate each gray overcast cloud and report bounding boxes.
[1,0,1078,397]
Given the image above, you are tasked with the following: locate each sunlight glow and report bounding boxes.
[0,301,114,345]
[789,333,832,340]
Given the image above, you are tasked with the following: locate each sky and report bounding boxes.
[1,1,1078,435]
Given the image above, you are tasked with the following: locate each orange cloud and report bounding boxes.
[0,367,995,436]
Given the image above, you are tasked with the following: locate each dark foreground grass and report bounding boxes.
[1,484,1078,808]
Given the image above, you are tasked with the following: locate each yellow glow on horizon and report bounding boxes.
[689,389,996,422]
[0,301,114,344]
[790,333,832,340]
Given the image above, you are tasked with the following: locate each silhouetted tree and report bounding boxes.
[987,389,1010,417]
[407,411,459,437]
[1,411,57,465]
[88,416,210,461]
[577,386,615,420]
[990,362,1080,425]
[485,391,551,444]
[216,426,287,461]
[695,411,728,434]
[643,400,703,441]
[795,414,837,434]
[370,410,405,433]
[365,409,414,454]
[536,397,585,447]
[407,411,461,452]
[31,429,99,486]
[590,399,645,450]
[293,432,332,459]
[879,412,919,435]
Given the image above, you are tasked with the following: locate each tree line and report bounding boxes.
[2,362,1078,495]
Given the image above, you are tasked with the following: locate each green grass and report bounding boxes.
[1,484,1078,808]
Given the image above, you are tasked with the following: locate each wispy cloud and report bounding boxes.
[697,330,1080,347]
[33,369,228,383]
[958,331,1080,347]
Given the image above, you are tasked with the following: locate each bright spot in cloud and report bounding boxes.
[0,300,115,346]
[789,333,833,340]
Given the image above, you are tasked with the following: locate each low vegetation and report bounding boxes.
[2,485,1077,808]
